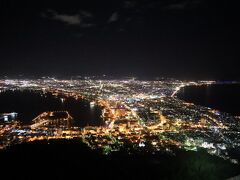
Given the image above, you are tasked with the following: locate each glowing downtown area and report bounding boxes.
[0,78,240,164]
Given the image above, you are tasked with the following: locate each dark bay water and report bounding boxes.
[178,84,240,116]
[0,90,103,126]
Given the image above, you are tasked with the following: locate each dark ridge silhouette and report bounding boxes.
[1,139,239,180]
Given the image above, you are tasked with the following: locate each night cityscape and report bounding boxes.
[0,0,239,180]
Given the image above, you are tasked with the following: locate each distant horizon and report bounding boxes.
[0,74,240,81]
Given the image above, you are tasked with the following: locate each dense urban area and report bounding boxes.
[0,78,240,164]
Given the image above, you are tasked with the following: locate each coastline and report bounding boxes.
[176,83,240,116]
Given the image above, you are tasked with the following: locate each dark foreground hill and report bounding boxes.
[1,139,239,180]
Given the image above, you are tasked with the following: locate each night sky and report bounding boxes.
[0,0,239,79]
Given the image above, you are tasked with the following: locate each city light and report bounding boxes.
[0,78,239,164]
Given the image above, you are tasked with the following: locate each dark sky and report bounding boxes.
[0,0,239,79]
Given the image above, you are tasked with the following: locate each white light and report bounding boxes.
[4,116,8,121]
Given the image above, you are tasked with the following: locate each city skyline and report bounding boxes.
[1,78,240,160]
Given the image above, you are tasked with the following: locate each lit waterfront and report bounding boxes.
[0,78,240,164]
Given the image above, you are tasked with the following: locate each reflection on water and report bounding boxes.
[0,90,104,127]
[178,84,240,116]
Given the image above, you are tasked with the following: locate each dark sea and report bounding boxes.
[0,90,104,126]
[177,84,240,116]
